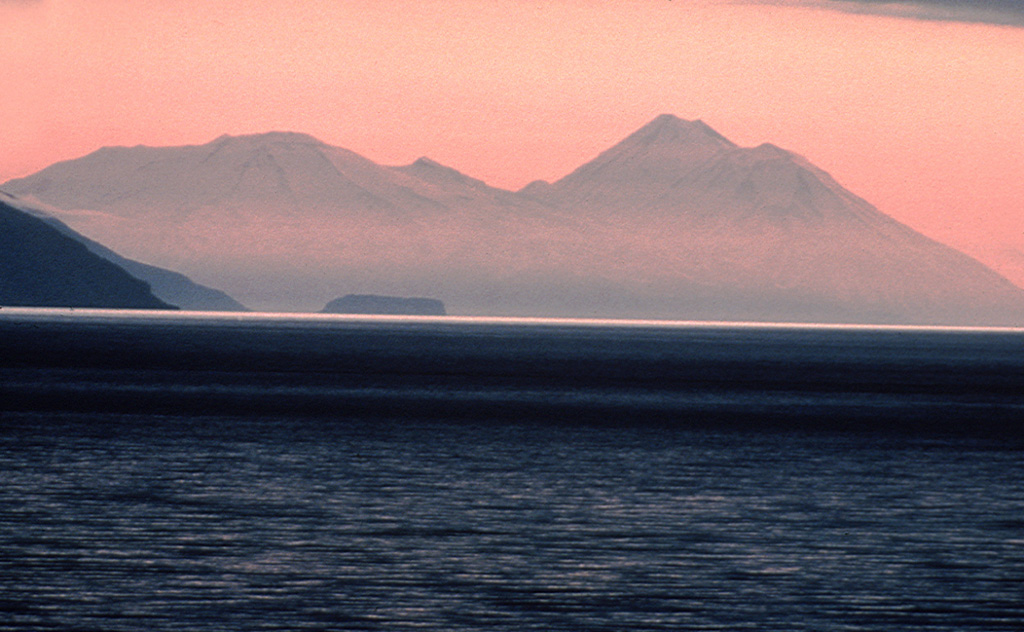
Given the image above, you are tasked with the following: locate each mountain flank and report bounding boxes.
[1,192,247,311]
[0,198,173,309]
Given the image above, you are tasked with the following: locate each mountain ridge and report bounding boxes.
[4,116,1022,325]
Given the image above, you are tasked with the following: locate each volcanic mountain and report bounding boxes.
[523,115,1024,324]
[5,116,1023,324]
[0,196,172,309]
[1,132,576,312]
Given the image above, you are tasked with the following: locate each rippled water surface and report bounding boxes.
[3,417,1024,631]
[2,312,1023,630]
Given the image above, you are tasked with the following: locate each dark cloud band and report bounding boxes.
[766,1,1024,27]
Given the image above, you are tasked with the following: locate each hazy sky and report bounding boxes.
[2,0,1022,282]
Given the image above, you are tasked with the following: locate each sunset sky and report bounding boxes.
[3,0,1023,284]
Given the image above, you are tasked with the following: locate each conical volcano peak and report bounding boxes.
[394,156,491,190]
[628,114,736,149]
[399,156,466,178]
[413,156,440,167]
[403,156,468,176]
[543,114,739,206]
[748,142,791,159]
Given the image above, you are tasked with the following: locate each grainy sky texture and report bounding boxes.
[2,0,1022,284]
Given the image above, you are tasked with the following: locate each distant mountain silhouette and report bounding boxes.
[0,133,562,312]
[321,294,446,316]
[1,192,246,311]
[524,114,1024,325]
[5,118,1024,325]
[0,198,172,309]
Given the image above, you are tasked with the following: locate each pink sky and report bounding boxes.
[3,0,1023,285]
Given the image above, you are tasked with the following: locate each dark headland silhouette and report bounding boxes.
[322,294,446,316]
[4,115,1024,325]
[1,192,246,311]
[0,197,172,309]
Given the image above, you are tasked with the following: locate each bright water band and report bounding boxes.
[5,306,1024,332]
[2,308,1024,434]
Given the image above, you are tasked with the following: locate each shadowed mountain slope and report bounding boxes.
[1,192,246,311]
[0,198,173,309]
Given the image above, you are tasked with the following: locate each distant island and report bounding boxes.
[321,294,446,316]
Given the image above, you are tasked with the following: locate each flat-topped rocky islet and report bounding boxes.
[321,294,446,316]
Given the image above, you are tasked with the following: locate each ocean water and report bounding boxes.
[1,310,1023,630]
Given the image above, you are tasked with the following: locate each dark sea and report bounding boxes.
[2,309,1023,631]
